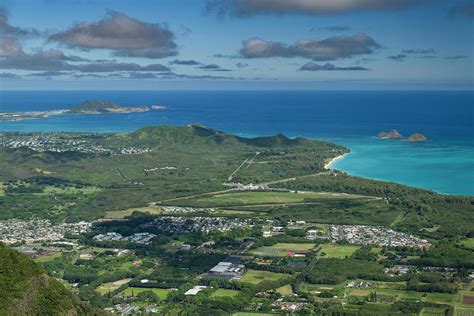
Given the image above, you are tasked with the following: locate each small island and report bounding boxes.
[376,129,403,139]
[70,100,151,114]
[406,133,428,142]
[0,100,166,121]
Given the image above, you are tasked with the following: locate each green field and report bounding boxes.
[233,313,275,316]
[96,279,132,295]
[318,244,360,258]
[210,289,240,298]
[420,307,449,316]
[175,191,362,208]
[422,292,455,304]
[34,253,62,263]
[122,287,171,300]
[348,288,371,297]
[462,238,474,249]
[240,269,291,285]
[276,284,293,295]
[106,205,164,218]
[252,243,315,257]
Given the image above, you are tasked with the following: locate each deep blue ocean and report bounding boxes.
[0,90,473,196]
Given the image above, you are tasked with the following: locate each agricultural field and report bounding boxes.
[210,289,240,298]
[252,243,315,257]
[96,279,132,295]
[461,238,474,249]
[121,287,171,300]
[420,307,450,316]
[105,205,164,218]
[348,288,371,297]
[34,253,62,263]
[240,269,291,285]
[318,244,360,258]
[276,284,293,296]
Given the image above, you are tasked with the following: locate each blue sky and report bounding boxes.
[0,0,473,89]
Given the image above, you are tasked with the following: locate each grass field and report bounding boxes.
[34,253,62,263]
[318,244,360,258]
[240,269,291,285]
[422,292,455,304]
[233,313,275,316]
[96,278,132,295]
[377,289,425,300]
[462,238,474,249]
[276,284,293,295]
[178,191,362,208]
[420,307,448,316]
[252,243,315,257]
[106,206,164,218]
[41,185,100,195]
[348,289,371,297]
[122,287,171,300]
[210,289,240,298]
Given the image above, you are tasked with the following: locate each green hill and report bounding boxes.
[116,124,335,149]
[70,100,123,113]
[0,243,90,315]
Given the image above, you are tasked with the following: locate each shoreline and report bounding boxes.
[324,153,349,170]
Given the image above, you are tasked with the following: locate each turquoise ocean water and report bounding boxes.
[0,90,472,196]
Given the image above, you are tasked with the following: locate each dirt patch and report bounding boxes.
[463,295,474,305]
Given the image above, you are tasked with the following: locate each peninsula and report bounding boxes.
[0,100,166,121]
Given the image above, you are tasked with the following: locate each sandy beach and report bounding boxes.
[324,153,349,170]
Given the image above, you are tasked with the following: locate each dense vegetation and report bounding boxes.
[69,99,123,112]
[0,243,89,314]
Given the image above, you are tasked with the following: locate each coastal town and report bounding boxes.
[0,132,151,155]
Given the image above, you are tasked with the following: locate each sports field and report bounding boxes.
[252,243,315,257]
[122,287,171,300]
[240,269,290,285]
[210,289,240,298]
[318,244,360,258]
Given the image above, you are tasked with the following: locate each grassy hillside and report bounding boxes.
[0,126,345,221]
[69,99,123,112]
[0,243,89,315]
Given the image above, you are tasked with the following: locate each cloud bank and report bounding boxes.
[240,34,378,61]
[49,10,177,58]
[300,62,369,71]
[207,0,436,16]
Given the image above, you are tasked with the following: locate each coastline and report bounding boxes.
[324,153,349,170]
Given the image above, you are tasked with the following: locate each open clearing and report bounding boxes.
[34,253,62,263]
[252,243,315,257]
[106,206,164,218]
[276,284,293,295]
[240,269,290,285]
[420,307,449,316]
[462,238,474,249]
[233,313,275,316]
[178,191,364,208]
[318,244,360,258]
[122,287,171,300]
[96,278,132,295]
[211,289,240,298]
[348,289,371,297]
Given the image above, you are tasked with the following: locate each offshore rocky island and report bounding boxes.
[377,129,428,142]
